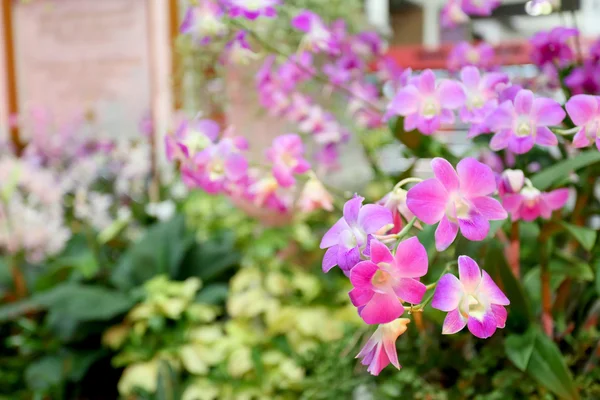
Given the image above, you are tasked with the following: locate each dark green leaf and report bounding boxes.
[506,327,579,400]
[25,355,64,392]
[417,224,436,262]
[111,215,195,290]
[531,150,600,190]
[195,283,228,305]
[559,222,597,251]
[156,360,180,400]
[595,259,600,296]
[0,283,133,322]
[505,328,536,371]
[176,231,239,282]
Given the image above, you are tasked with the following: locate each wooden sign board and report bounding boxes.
[1,0,178,159]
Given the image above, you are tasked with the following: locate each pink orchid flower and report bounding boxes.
[356,318,410,376]
[461,0,501,16]
[320,195,392,274]
[291,10,339,54]
[266,134,311,187]
[165,118,219,162]
[486,89,565,154]
[297,177,334,213]
[458,67,508,137]
[385,69,466,135]
[565,95,600,150]
[441,0,469,28]
[222,31,258,65]
[502,187,569,222]
[184,137,248,194]
[448,42,497,72]
[349,238,428,324]
[407,158,507,251]
[180,1,227,45]
[432,256,509,339]
[226,0,280,20]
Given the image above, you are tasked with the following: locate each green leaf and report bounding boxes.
[559,222,597,251]
[111,215,195,290]
[195,283,228,305]
[531,150,600,190]
[506,327,579,400]
[595,259,600,296]
[417,224,437,262]
[505,328,536,371]
[176,231,239,282]
[25,355,65,393]
[0,283,133,322]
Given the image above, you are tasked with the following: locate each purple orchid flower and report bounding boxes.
[566,94,600,150]
[349,238,428,324]
[406,157,507,251]
[226,0,280,20]
[486,89,565,154]
[266,134,311,187]
[385,69,466,135]
[530,27,578,68]
[432,256,509,339]
[320,195,392,274]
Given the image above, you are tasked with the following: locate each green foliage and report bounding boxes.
[506,327,579,400]
[530,150,600,190]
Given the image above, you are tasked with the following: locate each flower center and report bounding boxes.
[422,99,438,118]
[183,131,211,153]
[280,152,298,168]
[371,269,392,289]
[521,187,541,207]
[446,193,470,221]
[468,93,485,109]
[466,49,480,64]
[467,294,486,320]
[244,0,263,11]
[516,122,532,137]
[208,160,225,181]
[340,229,358,249]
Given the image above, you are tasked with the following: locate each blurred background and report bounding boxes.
[0,1,599,399]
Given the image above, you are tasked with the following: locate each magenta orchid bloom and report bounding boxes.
[461,0,501,16]
[184,137,248,194]
[502,187,569,222]
[180,1,227,45]
[385,69,466,135]
[566,95,600,150]
[432,256,509,339]
[291,10,339,54]
[165,118,219,162]
[407,158,507,251]
[320,195,392,274]
[565,61,600,96]
[226,0,280,20]
[458,67,508,137]
[441,0,469,28]
[222,31,257,65]
[448,42,497,72]
[356,318,410,376]
[486,89,565,154]
[530,27,578,68]
[349,238,428,324]
[266,134,311,187]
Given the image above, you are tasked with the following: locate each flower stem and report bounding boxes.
[393,177,423,191]
[550,126,579,135]
[230,19,384,114]
[395,216,418,241]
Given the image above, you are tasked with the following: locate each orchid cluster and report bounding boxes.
[166,116,333,214]
[174,0,600,383]
[320,157,518,375]
[179,0,401,170]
